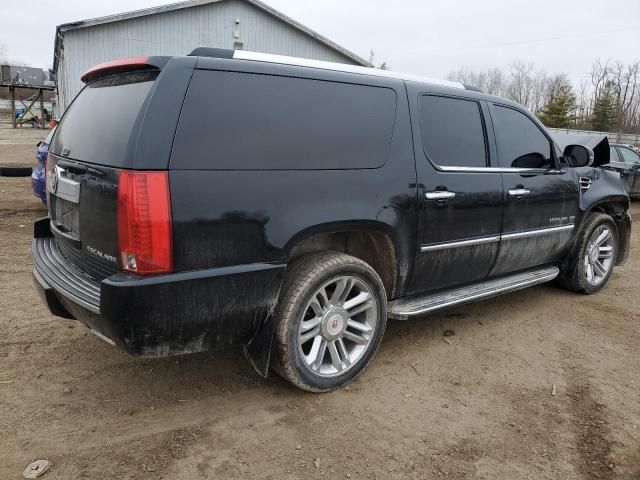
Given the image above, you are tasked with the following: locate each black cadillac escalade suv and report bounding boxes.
[33,49,631,392]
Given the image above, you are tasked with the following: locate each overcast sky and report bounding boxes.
[2,0,639,82]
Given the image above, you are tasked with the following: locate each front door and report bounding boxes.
[407,90,503,295]
[487,103,578,276]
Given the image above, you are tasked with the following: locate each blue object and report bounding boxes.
[31,127,56,205]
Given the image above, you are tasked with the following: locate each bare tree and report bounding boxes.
[446,59,640,135]
[485,67,505,96]
[612,61,639,137]
[590,59,612,108]
[506,61,535,108]
[576,79,592,128]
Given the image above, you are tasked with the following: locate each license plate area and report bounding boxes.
[48,164,81,240]
[50,195,81,239]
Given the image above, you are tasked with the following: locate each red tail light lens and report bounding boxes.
[117,171,173,275]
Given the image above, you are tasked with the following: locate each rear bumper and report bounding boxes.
[32,224,285,357]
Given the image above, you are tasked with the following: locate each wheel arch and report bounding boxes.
[575,197,631,266]
[283,221,405,300]
[580,196,631,265]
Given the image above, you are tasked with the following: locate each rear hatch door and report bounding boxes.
[48,67,162,280]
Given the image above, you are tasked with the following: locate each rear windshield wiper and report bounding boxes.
[56,159,106,177]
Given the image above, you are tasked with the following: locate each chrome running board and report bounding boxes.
[388,266,559,320]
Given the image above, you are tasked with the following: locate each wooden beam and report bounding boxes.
[10,86,16,128]
[39,89,45,128]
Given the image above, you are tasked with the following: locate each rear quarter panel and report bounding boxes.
[169,63,418,297]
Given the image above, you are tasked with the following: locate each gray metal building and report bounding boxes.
[53,0,369,112]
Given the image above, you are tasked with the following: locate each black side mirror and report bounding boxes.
[36,141,43,147]
[564,144,594,167]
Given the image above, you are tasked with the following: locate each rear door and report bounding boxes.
[487,103,578,276]
[406,87,502,295]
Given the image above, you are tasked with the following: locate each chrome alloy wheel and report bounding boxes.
[297,276,378,378]
[583,225,615,286]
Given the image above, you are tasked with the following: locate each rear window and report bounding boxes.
[51,71,157,167]
[172,70,397,170]
[418,95,487,168]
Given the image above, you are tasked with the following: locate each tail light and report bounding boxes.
[117,171,173,275]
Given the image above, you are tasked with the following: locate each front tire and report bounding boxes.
[273,252,387,392]
[559,213,618,294]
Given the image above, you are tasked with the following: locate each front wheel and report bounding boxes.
[273,252,387,392]
[559,213,618,294]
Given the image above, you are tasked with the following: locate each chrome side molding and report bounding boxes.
[420,224,574,252]
[501,224,574,240]
[437,165,561,174]
[420,235,500,252]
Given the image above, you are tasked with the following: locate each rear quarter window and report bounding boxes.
[171,70,397,170]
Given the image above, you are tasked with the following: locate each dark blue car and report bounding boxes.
[31,126,56,204]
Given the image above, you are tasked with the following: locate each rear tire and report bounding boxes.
[558,213,618,294]
[273,252,387,392]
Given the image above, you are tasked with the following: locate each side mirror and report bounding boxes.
[36,141,43,147]
[563,144,594,167]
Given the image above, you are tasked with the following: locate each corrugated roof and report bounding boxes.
[53,0,370,72]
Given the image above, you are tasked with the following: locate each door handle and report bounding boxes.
[425,191,456,200]
[508,188,531,198]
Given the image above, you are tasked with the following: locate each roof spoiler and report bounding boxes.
[81,56,169,83]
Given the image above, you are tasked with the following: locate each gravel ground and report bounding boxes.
[1,121,639,479]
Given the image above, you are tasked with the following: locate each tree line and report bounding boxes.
[447,59,640,135]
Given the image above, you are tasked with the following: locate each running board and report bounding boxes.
[388,267,559,319]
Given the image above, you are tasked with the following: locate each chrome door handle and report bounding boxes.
[425,191,456,200]
[508,188,530,197]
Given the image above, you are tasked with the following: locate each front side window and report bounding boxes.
[609,146,621,162]
[418,95,487,168]
[492,105,554,169]
[619,147,640,164]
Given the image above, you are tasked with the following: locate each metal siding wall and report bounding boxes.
[57,0,361,112]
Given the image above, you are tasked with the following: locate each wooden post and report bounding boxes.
[39,88,45,128]
[10,86,16,128]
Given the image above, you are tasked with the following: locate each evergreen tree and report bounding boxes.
[537,82,576,128]
[591,81,617,132]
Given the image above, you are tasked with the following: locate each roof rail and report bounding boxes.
[188,47,234,59]
[188,47,464,90]
[463,84,485,93]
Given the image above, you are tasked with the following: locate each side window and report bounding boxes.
[172,70,397,170]
[492,105,554,169]
[619,147,640,164]
[418,95,487,167]
[609,146,621,162]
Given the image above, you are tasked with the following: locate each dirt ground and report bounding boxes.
[1,120,639,479]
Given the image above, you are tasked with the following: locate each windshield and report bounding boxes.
[50,71,157,167]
